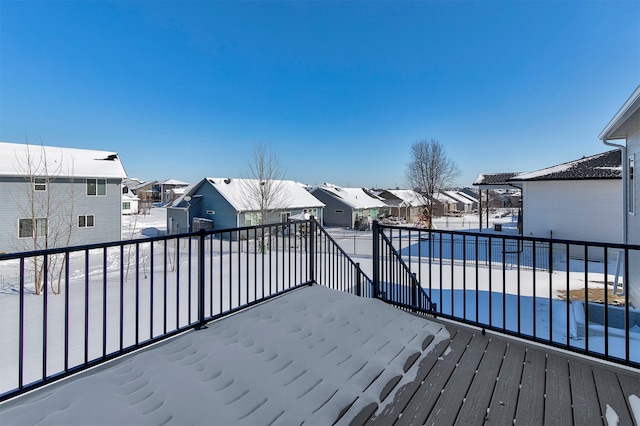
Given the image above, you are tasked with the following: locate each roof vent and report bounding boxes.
[224,178,231,184]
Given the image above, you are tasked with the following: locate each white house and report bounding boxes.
[121,192,140,215]
[509,149,622,244]
[599,85,640,308]
[0,142,128,253]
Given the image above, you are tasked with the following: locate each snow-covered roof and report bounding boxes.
[381,189,427,207]
[122,192,140,201]
[473,173,522,187]
[431,192,457,204]
[187,178,324,212]
[510,149,622,182]
[160,178,190,186]
[313,183,388,209]
[442,191,472,205]
[0,142,127,178]
[599,85,640,141]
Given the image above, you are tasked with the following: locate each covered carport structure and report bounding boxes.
[472,173,523,233]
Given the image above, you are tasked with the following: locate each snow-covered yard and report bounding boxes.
[1,208,638,403]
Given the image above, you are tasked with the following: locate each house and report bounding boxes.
[166,177,325,234]
[457,188,480,210]
[509,149,622,244]
[0,142,128,253]
[121,192,140,215]
[429,192,458,217]
[376,189,428,223]
[599,84,640,308]
[442,190,474,214]
[310,183,387,230]
[158,178,190,205]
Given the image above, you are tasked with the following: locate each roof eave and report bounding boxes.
[599,85,640,140]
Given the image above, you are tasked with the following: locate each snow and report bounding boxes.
[0,142,127,178]
[1,209,638,424]
[0,285,449,425]
[199,178,325,211]
[606,404,620,425]
[314,183,387,209]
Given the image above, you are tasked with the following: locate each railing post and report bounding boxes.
[309,217,315,285]
[195,229,207,330]
[411,272,418,310]
[356,262,362,297]
[372,220,380,298]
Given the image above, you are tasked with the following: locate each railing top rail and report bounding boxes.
[0,220,314,261]
[378,222,640,250]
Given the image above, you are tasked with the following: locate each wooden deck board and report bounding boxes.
[359,319,640,426]
[367,335,451,425]
[394,329,473,426]
[424,332,490,425]
[485,342,527,425]
[545,353,573,425]
[592,367,635,426]
[456,338,508,425]
[569,361,603,426]
[514,347,547,425]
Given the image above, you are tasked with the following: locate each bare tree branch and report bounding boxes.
[240,142,291,225]
[405,139,461,228]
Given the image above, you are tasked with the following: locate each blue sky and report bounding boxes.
[1,1,638,188]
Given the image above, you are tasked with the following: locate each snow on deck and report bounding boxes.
[0,285,449,425]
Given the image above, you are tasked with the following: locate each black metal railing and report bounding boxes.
[0,218,370,402]
[373,223,640,368]
[2,218,637,402]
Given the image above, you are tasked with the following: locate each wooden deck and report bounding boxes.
[348,319,640,426]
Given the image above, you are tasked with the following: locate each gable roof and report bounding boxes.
[442,190,473,205]
[379,189,427,207]
[184,178,324,212]
[160,178,190,186]
[473,173,522,187]
[0,142,127,178]
[599,85,640,141]
[313,183,387,209]
[509,149,622,182]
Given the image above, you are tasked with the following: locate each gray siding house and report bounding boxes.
[310,184,387,230]
[0,142,128,254]
[167,177,325,235]
[599,84,640,308]
[376,189,428,223]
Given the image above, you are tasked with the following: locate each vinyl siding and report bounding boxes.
[625,119,640,307]
[522,179,622,244]
[0,176,122,253]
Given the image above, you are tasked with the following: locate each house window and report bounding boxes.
[629,154,635,214]
[245,212,262,226]
[34,177,47,191]
[122,202,131,210]
[78,215,95,228]
[87,179,106,196]
[335,209,344,214]
[19,218,47,238]
[281,212,291,222]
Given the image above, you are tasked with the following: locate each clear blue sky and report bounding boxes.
[1,1,638,189]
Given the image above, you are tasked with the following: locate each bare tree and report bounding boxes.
[12,141,80,294]
[241,142,291,226]
[405,139,461,228]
